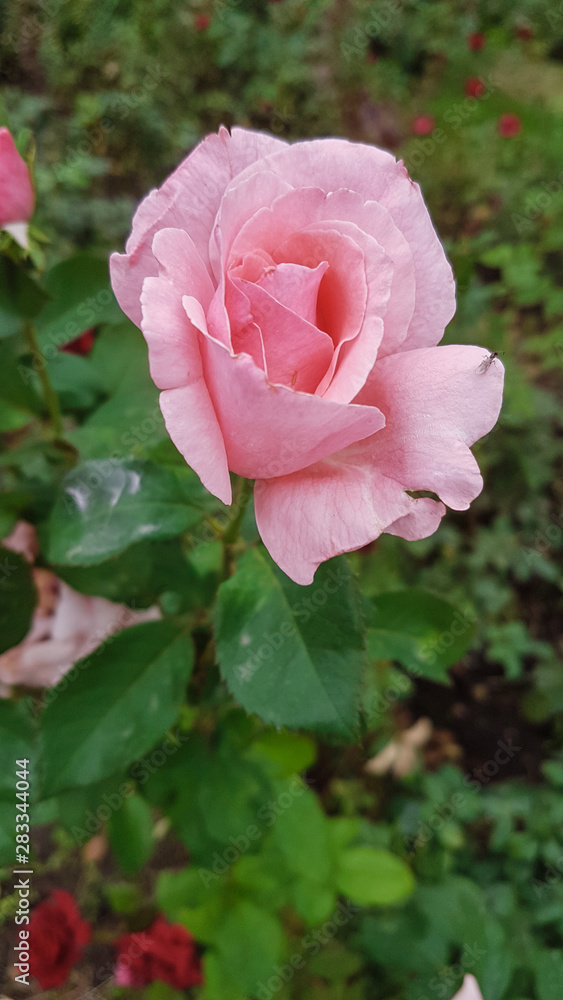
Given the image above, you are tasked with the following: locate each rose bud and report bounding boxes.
[0,127,34,248]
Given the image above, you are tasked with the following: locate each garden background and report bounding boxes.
[0,1,562,999]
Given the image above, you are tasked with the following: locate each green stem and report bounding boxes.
[222,476,253,545]
[221,476,253,578]
[24,321,64,438]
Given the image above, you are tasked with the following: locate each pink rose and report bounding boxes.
[0,127,34,247]
[411,114,436,136]
[452,975,483,1000]
[111,127,503,584]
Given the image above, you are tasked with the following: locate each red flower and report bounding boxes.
[62,328,96,355]
[465,76,485,98]
[195,13,211,31]
[28,890,91,989]
[412,114,435,136]
[467,32,486,51]
[515,24,533,41]
[498,113,522,138]
[114,916,203,990]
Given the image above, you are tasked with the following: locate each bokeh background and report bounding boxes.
[1,1,562,998]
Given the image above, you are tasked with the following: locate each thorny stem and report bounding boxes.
[23,320,64,438]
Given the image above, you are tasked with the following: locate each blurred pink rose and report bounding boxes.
[412,114,435,136]
[111,127,504,584]
[452,975,483,1000]
[498,113,522,138]
[0,127,34,248]
[0,522,159,693]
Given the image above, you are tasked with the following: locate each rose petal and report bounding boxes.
[224,276,265,369]
[210,169,292,282]
[255,260,329,327]
[159,383,232,504]
[229,187,396,400]
[111,126,286,326]
[254,344,503,583]
[0,128,34,228]
[226,138,455,350]
[141,279,231,503]
[141,276,200,390]
[355,344,505,509]
[254,459,444,584]
[186,303,385,480]
[293,220,393,400]
[316,190,416,357]
[452,976,484,1000]
[233,276,334,392]
[152,227,215,309]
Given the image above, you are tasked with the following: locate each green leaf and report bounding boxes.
[42,353,105,412]
[56,539,202,611]
[35,255,121,351]
[0,546,36,655]
[89,319,152,393]
[535,951,563,1000]
[213,899,284,994]
[145,984,185,1000]
[291,878,336,925]
[248,730,317,778]
[0,700,36,801]
[335,847,415,906]
[0,335,44,416]
[0,257,47,332]
[486,621,551,680]
[104,881,144,914]
[39,621,194,796]
[366,590,476,684]
[67,384,164,459]
[45,458,202,566]
[271,779,332,883]
[307,944,363,982]
[107,793,154,874]
[357,909,448,975]
[215,550,365,741]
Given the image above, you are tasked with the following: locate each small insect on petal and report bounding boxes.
[476,351,499,374]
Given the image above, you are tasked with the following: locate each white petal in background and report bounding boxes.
[0,522,159,694]
[452,975,484,1000]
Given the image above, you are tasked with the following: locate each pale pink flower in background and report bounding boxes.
[365,717,433,777]
[0,127,34,248]
[0,522,159,694]
[452,975,484,1000]
[113,962,135,987]
[111,127,504,584]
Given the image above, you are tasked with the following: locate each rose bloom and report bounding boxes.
[452,975,483,1000]
[195,13,211,31]
[464,77,485,98]
[114,916,203,990]
[467,32,486,51]
[498,113,522,138]
[62,327,96,355]
[111,127,504,584]
[27,890,91,989]
[0,127,34,247]
[411,114,435,136]
[0,522,159,693]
